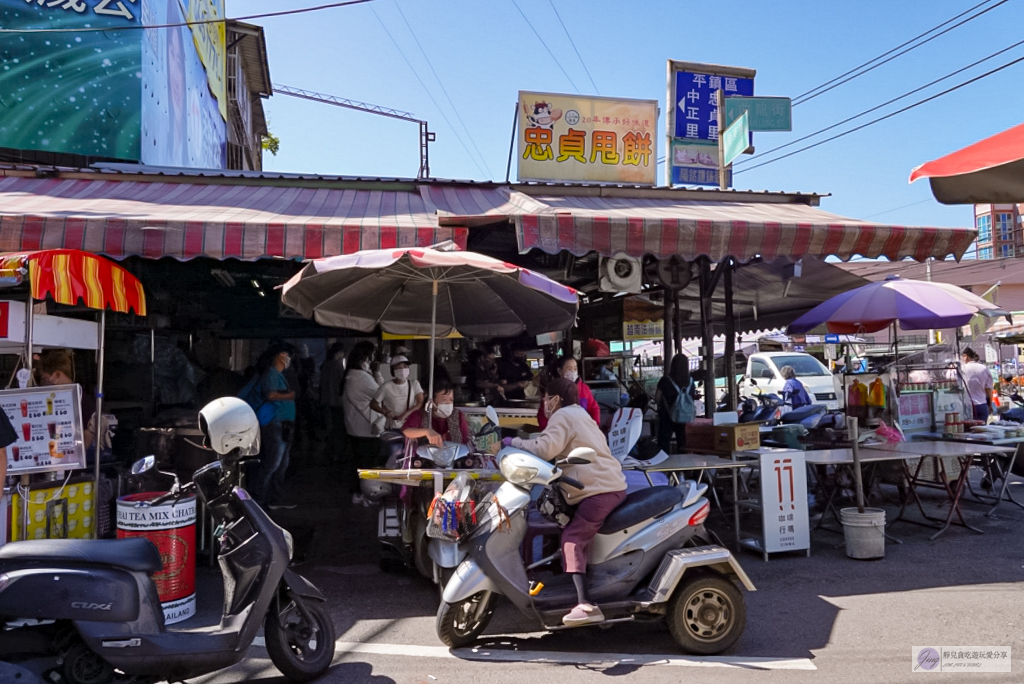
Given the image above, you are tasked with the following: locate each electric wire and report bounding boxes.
[736,37,1024,167]
[509,0,581,93]
[860,199,936,219]
[370,5,489,178]
[0,0,375,33]
[392,1,494,178]
[793,0,1010,106]
[547,0,599,94]
[735,53,1024,175]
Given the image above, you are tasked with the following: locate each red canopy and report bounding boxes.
[909,122,1024,204]
[0,249,146,316]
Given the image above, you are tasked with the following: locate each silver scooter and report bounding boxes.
[437,446,755,654]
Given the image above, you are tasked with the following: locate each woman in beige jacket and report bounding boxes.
[500,377,626,626]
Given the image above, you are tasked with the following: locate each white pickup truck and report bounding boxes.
[744,352,843,410]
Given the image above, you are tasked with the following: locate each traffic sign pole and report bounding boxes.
[717,89,726,190]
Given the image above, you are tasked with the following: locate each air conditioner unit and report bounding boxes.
[599,252,642,293]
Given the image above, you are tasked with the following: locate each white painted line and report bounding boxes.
[251,637,815,671]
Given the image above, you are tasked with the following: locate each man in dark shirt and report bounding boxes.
[499,346,535,400]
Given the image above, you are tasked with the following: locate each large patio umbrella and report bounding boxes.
[787,275,1009,334]
[909,122,1024,204]
[280,247,579,401]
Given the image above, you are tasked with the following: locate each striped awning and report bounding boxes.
[502,194,975,263]
[0,173,974,264]
[0,176,467,261]
[0,249,146,315]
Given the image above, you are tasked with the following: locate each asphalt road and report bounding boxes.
[187,462,1024,684]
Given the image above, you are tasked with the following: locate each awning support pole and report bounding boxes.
[663,287,674,375]
[93,310,105,538]
[21,296,33,540]
[724,258,737,411]
[427,280,438,411]
[699,259,715,418]
[673,290,682,356]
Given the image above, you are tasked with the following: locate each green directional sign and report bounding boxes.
[724,96,792,132]
[722,111,750,168]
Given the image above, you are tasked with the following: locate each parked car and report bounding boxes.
[744,352,842,409]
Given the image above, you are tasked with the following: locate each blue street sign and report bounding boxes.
[673,70,754,142]
[824,334,840,344]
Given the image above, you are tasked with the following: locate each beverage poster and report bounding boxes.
[0,385,86,476]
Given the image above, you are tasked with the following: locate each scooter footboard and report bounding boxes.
[647,545,756,603]
[441,559,500,604]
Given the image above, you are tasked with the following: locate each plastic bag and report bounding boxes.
[875,420,905,444]
[425,472,479,542]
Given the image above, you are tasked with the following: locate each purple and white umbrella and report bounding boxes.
[788,275,1009,334]
[281,247,579,398]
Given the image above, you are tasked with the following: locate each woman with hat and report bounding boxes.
[371,355,424,430]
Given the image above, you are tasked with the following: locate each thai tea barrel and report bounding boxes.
[116,492,197,624]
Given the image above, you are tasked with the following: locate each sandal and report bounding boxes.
[562,602,605,626]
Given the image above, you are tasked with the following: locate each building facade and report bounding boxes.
[974,204,1023,259]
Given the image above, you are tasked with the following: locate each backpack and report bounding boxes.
[669,379,696,424]
[238,374,277,426]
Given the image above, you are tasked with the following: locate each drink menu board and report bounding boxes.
[1,385,86,476]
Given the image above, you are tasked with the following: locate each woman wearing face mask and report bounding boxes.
[343,342,383,505]
[537,356,600,429]
[495,377,626,626]
[401,379,473,448]
[371,356,424,430]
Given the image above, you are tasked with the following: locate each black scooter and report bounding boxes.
[0,452,335,684]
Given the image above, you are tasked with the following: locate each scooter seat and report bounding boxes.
[0,537,162,573]
[781,404,827,424]
[599,486,682,534]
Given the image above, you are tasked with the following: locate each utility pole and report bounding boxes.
[274,84,436,179]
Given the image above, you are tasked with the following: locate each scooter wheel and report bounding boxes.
[436,591,495,648]
[666,571,746,655]
[62,643,115,684]
[265,598,337,682]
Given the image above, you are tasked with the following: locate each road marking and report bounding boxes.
[251,637,815,670]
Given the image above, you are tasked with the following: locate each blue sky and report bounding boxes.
[239,0,1024,236]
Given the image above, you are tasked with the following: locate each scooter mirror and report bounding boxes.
[485,405,499,427]
[131,455,156,476]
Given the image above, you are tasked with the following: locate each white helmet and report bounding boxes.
[199,397,260,457]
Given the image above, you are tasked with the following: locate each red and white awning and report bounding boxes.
[0,173,975,263]
[910,121,1024,204]
[0,176,467,260]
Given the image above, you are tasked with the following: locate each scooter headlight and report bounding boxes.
[282,529,294,560]
[500,460,539,484]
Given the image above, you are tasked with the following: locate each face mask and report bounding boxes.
[283,357,292,369]
[435,403,454,418]
[361,360,371,372]
[545,397,560,415]
[564,370,579,383]
[395,368,410,380]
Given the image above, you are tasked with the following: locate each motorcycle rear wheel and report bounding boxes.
[265,597,336,682]
[666,571,745,655]
[436,591,495,648]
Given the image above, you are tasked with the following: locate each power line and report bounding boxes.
[0,0,374,33]
[735,52,1024,175]
[861,199,936,219]
[370,5,489,179]
[392,1,494,178]
[793,0,1010,106]
[509,0,580,93]
[547,0,599,94]
[736,37,1024,167]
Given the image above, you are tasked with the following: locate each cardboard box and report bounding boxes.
[714,423,760,452]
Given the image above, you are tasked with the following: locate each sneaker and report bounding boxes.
[562,603,605,626]
[351,494,365,506]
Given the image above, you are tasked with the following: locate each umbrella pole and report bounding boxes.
[427,280,437,412]
[93,310,105,538]
[848,415,866,513]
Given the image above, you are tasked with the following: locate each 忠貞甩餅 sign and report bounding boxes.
[518,91,659,185]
